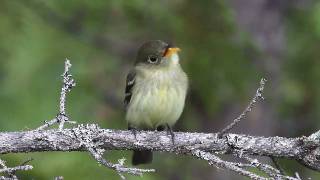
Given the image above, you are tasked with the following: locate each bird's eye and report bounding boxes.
[147,56,158,64]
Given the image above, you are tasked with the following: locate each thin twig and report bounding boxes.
[19,158,33,167]
[71,124,155,179]
[234,150,298,180]
[245,157,297,180]
[0,166,33,174]
[0,176,15,180]
[294,172,302,180]
[7,158,34,178]
[36,59,76,131]
[0,158,33,180]
[54,176,64,180]
[0,160,6,169]
[192,150,267,180]
[0,159,15,180]
[218,78,266,137]
[87,148,155,179]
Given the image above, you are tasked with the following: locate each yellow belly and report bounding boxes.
[126,79,187,129]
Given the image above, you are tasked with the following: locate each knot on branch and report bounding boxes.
[56,113,68,123]
[72,124,104,149]
[309,130,320,143]
[298,132,320,171]
[300,148,320,171]
[225,134,242,151]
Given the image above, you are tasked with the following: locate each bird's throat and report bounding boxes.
[170,53,180,65]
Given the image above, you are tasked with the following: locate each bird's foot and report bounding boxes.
[128,126,138,140]
[166,124,175,145]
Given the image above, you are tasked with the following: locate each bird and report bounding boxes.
[124,40,188,165]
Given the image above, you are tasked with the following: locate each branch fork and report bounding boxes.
[36,60,154,179]
[0,159,33,180]
[36,59,76,131]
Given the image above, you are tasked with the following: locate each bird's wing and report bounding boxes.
[124,70,136,109]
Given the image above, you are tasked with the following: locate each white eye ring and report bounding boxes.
[147,56,158,64]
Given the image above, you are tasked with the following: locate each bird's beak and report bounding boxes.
[164,47,181,58]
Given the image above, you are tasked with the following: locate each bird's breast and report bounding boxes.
[126,67,188,129]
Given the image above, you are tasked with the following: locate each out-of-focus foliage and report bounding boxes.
[0,0,319,179]
[280,2,320,137]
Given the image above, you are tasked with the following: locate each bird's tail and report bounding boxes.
[132,150,153,165]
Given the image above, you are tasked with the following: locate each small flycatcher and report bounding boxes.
[124,40,188,165]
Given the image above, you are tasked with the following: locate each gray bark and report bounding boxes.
[0,124,319,171]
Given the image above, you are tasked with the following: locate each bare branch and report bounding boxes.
[37,59,76,131]
[192,150,267,180]
[215,78,300,179]
[234,150,298,180]
[87,147,155,179]
[71,124,155,178]
[0,165,33,174]
[36,60,155,178]
[0,126,318,175]
[0,159,33,180]
[218,78,266,137]
[0,176,14,180]
[0,160,6,168]
[54,176,64,180]
[294,172,302,180]
[2,61,317,179]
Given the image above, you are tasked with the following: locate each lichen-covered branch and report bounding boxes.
[35,60,152,179]
[1,60,318,179]
[0,159,33,180]
[192,150,268,180]
[234,150,300,180]
[36,59,76,131]
[0,125,318,173]
[72,124,155,179]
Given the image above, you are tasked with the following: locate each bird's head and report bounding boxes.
[135,40,181,68]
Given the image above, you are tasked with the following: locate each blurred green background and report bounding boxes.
[0,0,319,179]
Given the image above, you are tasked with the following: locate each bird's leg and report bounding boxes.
[156,125,165,131]
[165,124,175,145]
[128,124,138,140]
